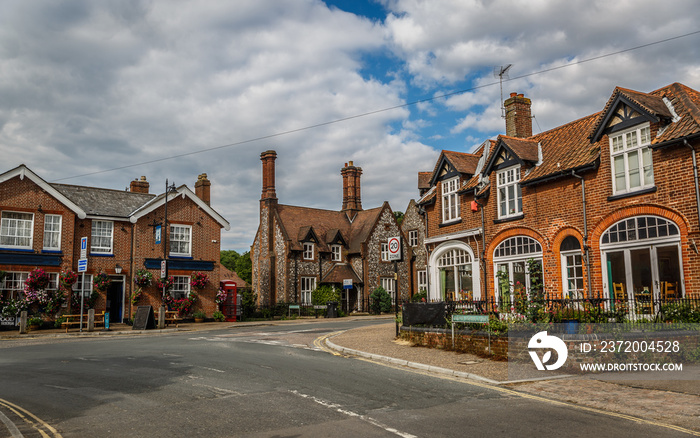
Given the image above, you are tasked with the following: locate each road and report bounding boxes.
[0,319,694,437]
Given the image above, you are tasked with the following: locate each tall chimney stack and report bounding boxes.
[260,150,277,200]
[504,92,532,138]
[341,161,362,216]
[195,173,211,206]
[130,176,150,194]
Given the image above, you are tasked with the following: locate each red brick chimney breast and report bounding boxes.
[504,93,533,138]
[260,150,277,200]
[130,176,149,194]
[195,173,211,206]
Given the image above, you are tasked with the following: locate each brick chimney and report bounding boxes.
[195,173,211,206]
[504,92,532,138]
[341,161,362,215]
[130,176,150,194]
[260,150,277,200]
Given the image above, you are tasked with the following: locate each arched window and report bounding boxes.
[436,248,473,301]
[601,215,683,309]
[560,236,583,299]
[601,216,678,245]
[493,236,543,308]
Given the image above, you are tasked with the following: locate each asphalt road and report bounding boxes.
[0,320,694,437]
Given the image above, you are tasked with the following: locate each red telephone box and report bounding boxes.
[219,280,239,322]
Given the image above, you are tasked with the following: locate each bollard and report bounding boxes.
[88,308,95,332]
[19,311,27,334]
[158,306,165,329]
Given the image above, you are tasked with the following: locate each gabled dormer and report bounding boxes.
[590,87,674,200]
[428,150,479,225]
[482,136,540,220]
[325,229,347,262]
[298,226,319,261]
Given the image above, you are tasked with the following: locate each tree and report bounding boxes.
[311,285,340,305]
[393,211,404,226]
[220,250,252,284]
[370,287,392,314]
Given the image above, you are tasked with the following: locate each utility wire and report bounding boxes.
[54,29,700,182]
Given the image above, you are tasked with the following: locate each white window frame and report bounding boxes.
[91,220,114,254]
[72,274,94,301]
[170,275,191,300]
[2,272,29,299]
[43,214,62,251]
[1,211,34,249]
[408,230,418,247]
[418,270,427,293]
[300,276,316,304]
[496,165,522,219]
[381,277,395,301]
[493,236,543,307]
[561,251,584,300]
[441,177,460,223]
[331,244,341,262]
[303,242,314,260]
[170,225,192,257]
[610,124,653,195]
[381,243,389,261]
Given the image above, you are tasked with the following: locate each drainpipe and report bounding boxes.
[571,170,593,299]
[683,139,700,231]
[474,199,487,300]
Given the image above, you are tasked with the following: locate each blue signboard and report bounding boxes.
[78,258,88,273]
[155,225,162,244]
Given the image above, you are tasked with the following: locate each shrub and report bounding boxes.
[213,310,225,322]
[370,287,392,314]
[312,285,341,305]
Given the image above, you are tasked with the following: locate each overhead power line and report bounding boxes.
[54,29,700,182]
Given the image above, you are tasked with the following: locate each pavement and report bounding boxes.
[2,316,699,434]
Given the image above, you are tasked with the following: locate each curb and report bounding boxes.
[324,336,501,385]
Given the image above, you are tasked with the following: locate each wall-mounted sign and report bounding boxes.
[155,225,162,244]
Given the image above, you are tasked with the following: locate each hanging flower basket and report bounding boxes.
[215,288,226,305]
[190,272,209,290]
[25,268,50,291]
[134,269,153,288]
[131,287,143,305]
[155,276,173,291]
[59,269,78,290]
[93,272,111,292]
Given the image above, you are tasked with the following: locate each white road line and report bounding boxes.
[289,390,417,438]
[0,409,23,438]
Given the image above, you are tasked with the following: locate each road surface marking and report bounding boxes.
[0,408,23,438]
[289,390,417,438]
[0,398,62,438]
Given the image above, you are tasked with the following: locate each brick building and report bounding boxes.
[251,151,409,311]
[418,83,700,311]
[0,166,230,322]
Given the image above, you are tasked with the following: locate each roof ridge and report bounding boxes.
[670,82,700,129]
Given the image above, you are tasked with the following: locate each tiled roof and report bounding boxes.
[521,112,602,184]
[651,83,700,144]
[417,185,436,205]
[443,150,480,174]
[275,204,385,254]
[321,263,362,284]
[499,136,539,162]
[52,183,155,218]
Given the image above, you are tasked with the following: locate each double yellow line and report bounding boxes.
[0,398,62,438]
[313,331,345,355]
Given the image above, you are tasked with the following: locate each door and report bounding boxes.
[107,280,123,323]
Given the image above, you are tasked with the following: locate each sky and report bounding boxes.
[2,0,700,253]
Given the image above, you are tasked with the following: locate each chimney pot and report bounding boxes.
[510,92,517,97]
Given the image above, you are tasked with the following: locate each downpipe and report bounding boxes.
[683,139,700,231]
[571,170,593,299]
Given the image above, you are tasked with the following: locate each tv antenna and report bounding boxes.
[494,64,513,118]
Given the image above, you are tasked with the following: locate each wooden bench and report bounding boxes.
[163,310,182,327]
[61,311,105,332]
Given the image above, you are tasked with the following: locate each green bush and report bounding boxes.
[312,285,341,305]
[411,290,427,302]
[370,287,392,314]
[213,310,225,322]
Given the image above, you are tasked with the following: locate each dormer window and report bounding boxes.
[303,242,314,260]
[610,124,653,195]
[331,244,341,261]
[441,177,460,223]
[497,165,522,219]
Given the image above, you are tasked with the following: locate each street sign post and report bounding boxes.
[343,279,352,289]
[160,260,166,279]
[80,236,87,259]
[78,258,88,273]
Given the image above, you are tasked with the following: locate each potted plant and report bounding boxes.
[213,310,225,322]
[93,272,111,292]
[28,316,43,331]
[193,310,206,323]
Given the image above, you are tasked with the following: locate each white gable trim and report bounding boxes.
[130,185,230,230]
[0,165,87,219]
